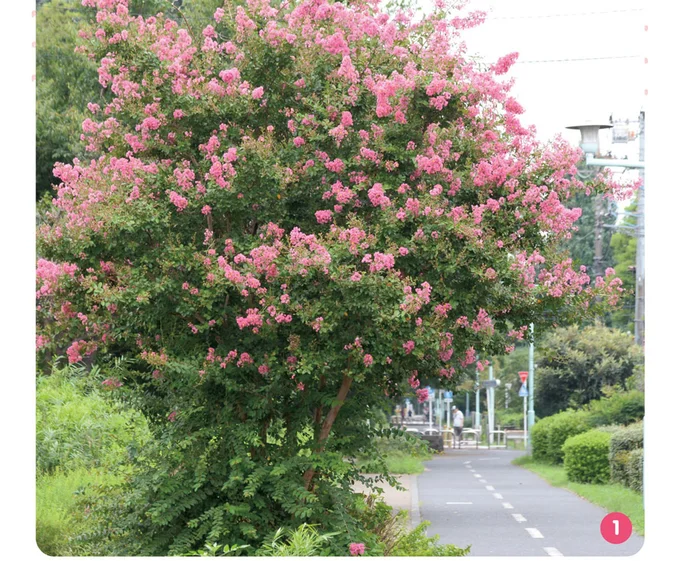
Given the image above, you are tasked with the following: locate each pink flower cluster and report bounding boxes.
[36,259,78,298]
[349,543,365,556]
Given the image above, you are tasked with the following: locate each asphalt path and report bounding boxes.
[417,449,644,556]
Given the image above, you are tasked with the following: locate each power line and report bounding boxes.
[514,55,642,64]
[487,8,644,20]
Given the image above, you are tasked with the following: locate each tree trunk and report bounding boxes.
[303,374,353,491]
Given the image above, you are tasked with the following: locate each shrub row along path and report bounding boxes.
[417,449,643,556]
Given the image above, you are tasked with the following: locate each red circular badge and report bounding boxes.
[600,512,633,544]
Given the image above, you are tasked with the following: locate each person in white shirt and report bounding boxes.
[452,405,465,448]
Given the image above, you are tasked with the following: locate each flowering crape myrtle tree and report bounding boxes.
[36,0,634,554]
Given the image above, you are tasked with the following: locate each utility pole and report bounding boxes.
[634,111,645,347]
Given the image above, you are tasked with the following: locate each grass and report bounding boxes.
[383,451,431,474]
[36,467,122,555]
[512,456,644,536]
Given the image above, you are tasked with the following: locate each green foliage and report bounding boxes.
[391,521,470,557]
[563,429,612,484]
[36,0,102,201]
[583,390,644,428]
[609,199,638,331]
[609,421,644,488]
[181,542,251,556]
[626,448,644,493]
[530,415,553,462]
[530,410,590,464]
[546,410,591,463]
[535,324,643,417]
[257,524,339,556]
[496,410,526,429]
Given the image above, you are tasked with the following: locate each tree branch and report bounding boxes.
[303,374,353,491]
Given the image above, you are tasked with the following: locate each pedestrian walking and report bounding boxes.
[400,403,406,426]
[452,405,464,449]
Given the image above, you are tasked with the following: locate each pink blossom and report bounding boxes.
[315,210,333,224]
[403,340,415,354]
[350,272,362,282]
[363,354,374,367]
[252,86,264,99]
[349,543,365,556]
[168,191,188,211]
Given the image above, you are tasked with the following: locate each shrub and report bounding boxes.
[584,391,644,428]
[497,410,525,429]
[563,430,612,484]
[391,521,469,557]
[530,416,554,462]
[547,410,591,463]
[610,421,644,487]
[626,448,644,493]
[257,524,339,557]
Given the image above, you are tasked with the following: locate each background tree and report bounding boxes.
[36,0,102,201]
[37,0,634,554]
[609,199,638,332]
[534,324,643,418]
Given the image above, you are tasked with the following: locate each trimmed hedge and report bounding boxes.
[563,430,612,484]
[610,421,644,488]
[626,448,644,493]
[530,415,553,462]
[531,410,591,464]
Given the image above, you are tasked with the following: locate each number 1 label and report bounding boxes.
[601,513,632,544]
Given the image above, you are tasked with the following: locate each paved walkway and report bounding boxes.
[417,449,644,556]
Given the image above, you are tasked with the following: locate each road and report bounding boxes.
[416,449,644,556]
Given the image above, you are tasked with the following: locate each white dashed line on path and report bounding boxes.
[512,513,527,523]
[526,528,544,538]
[479,479,487,483]
[473,474,482,478]
[502,502,514,509]
[544,547,563,556]
[485,485,495,491]
[493,493,503,499]
[470,469,476,473]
